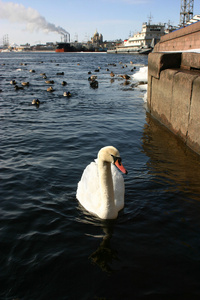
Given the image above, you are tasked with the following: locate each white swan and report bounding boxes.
[76,146,128,219]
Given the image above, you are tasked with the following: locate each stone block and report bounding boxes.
[150,69,178,128]
[170,72,198,141]
[187,76,200,154]
[147,74,152,109]
[148,52,181,79]
[181,52,200,70]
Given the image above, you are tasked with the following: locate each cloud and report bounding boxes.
[0,0,69,35]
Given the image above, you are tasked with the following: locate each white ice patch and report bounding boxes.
[132,66,148,102]
[132,66,148,83]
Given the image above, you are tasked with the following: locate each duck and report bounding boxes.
[88,75,97,81]
[21,82,29,86]
[45,80,54,84]
[76,146,128,219]
[122,74,130,80]
[10,80,17,85]
[110,71,115,77]
[63,91,71,97]
[32,99,40,107]
[61,81,67,86]
[47,86,54,92]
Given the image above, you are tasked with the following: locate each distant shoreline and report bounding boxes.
[0,50,107,54]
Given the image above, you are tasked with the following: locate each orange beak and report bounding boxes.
[115,159,128,175]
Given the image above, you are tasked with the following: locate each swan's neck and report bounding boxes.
[98,160,117,219]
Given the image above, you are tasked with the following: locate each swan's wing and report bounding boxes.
[111,164,125,210]
[76,161,101,214]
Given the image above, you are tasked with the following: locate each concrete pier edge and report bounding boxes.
[147,52,200,155]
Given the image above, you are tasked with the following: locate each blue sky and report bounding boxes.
[0,0,200,45]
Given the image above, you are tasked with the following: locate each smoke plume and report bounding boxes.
[0,0,69,35]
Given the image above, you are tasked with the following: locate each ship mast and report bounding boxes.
[147,13,153,25]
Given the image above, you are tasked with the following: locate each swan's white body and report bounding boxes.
[76,146,127,219]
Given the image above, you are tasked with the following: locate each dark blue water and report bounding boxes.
[1,52,200,300]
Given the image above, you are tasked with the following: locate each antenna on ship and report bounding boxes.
[147,13,153,25]
[180,0,194,26]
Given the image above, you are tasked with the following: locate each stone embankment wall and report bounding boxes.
[147,52,200,155]
[154,21,200,52]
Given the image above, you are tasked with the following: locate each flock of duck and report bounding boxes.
[8,68,72,108]
[87,61,137,89]
[77,62,137,218]
[1,59,139,219]
[2,59,137,111]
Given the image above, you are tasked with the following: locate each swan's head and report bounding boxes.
[98,146,128,174]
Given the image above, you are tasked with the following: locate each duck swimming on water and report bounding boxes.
[21,82,29,86]
[63,91,71,97]
[47,86,54,92]
[10,80,17,85]
[32,99,40,107]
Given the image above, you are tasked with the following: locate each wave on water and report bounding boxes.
[1,53,200,300]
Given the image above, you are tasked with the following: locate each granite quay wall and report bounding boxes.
[147,52,200,155]
[154,21,200,52]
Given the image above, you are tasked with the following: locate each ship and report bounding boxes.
[55,42,75,52]
[107,21,165,54]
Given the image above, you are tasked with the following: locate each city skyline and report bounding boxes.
[0,0,200,46]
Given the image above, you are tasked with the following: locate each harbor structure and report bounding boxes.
[148,19,200,156]
[153,17,200,52]
[107,21,165,54]
[55,30,105,52]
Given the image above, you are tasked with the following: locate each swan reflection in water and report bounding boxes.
[77,208,119,273]
[89,220,118,273]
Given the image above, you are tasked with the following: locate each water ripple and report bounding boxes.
[1,52,200,299]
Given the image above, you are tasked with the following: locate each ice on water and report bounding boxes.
[132,66,148,103]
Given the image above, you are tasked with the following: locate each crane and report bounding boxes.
[180,0,194,26]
